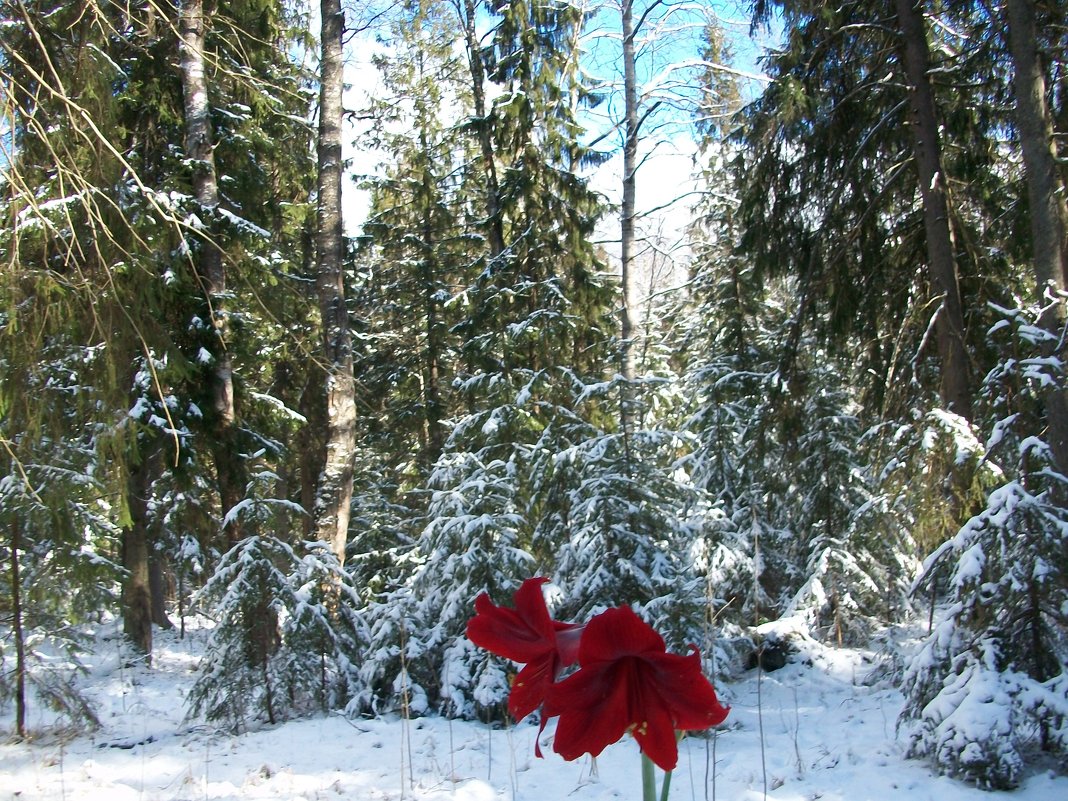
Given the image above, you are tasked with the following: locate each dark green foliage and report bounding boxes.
[734,1,1016,414]
[185,535,364,729]
[3,2,1067,788]
[900,303,1068,788]
[0,354,121,733]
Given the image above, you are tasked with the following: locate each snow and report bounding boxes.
[3,622,1064,801]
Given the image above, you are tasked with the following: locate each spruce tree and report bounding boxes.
[901,304,1068,788]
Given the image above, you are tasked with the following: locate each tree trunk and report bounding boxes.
[122,452,153,663]
[10,515,26,738]
[617,0,642,476]
[149,545,174,630]
[1005,0,1068,484]
[894,0,972,420]
[460,0,505,262]
[178,0,245,545]
[299,367,325,542]
[620,0,639,387]
[179,0,276,680]
[1006,0,1068,292]
[314,0,357,564]
[421,128,446,466]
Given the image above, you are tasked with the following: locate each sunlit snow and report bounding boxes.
[2,619,1064,801]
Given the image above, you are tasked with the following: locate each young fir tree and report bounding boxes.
[899,2,1068,786]
[777,360,920,642]
[186,529,364,729]
[901,303,1068,788]
[347,1,486,711]
[533,369,705,649]
[356,0,617,718]
[674,114,790,627]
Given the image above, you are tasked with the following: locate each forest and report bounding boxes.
[1,0,1067,792]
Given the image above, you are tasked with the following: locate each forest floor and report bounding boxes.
[1,616,1065,801]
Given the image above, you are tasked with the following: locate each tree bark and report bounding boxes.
[1005,0,1068,484]
[621,0,639,386]
[149,545,174,629]
[178,0,245,545]
[1006,0,1068,292]
[894,0,973,420]
[299,367,325,542]
[617,0,643,477]
[314,0,357,564]
[10,515,27,738]
[460,0,505,262]
[122,452,153,663]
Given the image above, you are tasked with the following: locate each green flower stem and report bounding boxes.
[641,753,657,801]
[659,765,674,801]
[661,731,683,801]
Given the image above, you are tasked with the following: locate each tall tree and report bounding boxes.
[313,0,357,564]
[733,3,1025,569]
[178,0,246,545]
[1004,0,1068,482]
[620,0,640,386]
[893,0,972,420]
[899,4,1068,786]
[1006,0,1068,291]
[457,0,506,261]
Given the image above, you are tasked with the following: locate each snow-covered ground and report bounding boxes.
[2,620,1065,801]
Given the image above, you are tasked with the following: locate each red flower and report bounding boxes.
[465,578,581,720]
[544,606,729,771]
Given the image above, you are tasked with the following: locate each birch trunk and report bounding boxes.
[618,0,640,470]
[620,0,638,386]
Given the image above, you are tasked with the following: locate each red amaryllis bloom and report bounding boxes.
[466,578,582,720]
[544,605,729,771]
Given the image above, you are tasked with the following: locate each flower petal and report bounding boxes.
[577,606,665,665]
[553,623,583,667]
[508,657,554,720]
[645,648,730,731]
[546,659,633,761]
[544,606,729,768]
[465,578,556,664]
[630,693,679,770]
